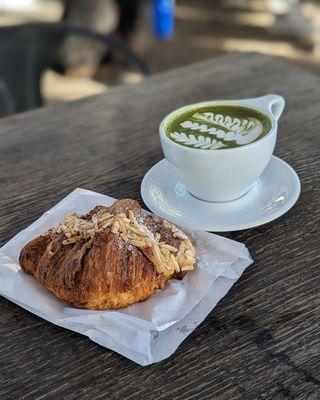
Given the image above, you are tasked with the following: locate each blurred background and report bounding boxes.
[0,0,319,118]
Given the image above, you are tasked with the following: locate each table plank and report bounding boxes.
[0,52,320,400]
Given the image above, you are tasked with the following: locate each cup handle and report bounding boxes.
[244,94,285,122]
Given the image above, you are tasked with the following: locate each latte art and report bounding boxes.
[165,105,272,150]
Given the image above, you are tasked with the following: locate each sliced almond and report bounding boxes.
[144,238,152,248]
[173,231,188,240]
[170,254,180,272]
[129,239,148,248]
[155,233,161,242]
[160,248,171,260]
[152,242,162,265]
[117,217,127,234]
[181,265,194,271]
[127,225,148,236]
[99,214,112,223]
[128,210,136,224]
[120,233,129,242]
[100,219,113,230]
[111,220,120,234]
[160,244,178,253]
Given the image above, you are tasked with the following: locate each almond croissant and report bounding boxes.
[19,199,196,310]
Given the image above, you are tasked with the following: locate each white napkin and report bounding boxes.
[0,188,252,365]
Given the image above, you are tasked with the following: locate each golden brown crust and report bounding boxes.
[19,199,195,310]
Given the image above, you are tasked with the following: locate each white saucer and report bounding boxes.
[141,156,301,232]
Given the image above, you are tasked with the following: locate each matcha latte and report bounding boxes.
[164,104,272,150]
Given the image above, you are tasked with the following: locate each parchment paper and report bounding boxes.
[0,188,252,365]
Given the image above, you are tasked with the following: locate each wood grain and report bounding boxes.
[0,53,320,400]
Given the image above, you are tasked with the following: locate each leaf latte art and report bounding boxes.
[165,105,272,150]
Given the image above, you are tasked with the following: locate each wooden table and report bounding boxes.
[1,53,319,400]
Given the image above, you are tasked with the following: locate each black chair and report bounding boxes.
[0,22,149,118]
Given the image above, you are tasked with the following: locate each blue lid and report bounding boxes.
[152,0,175,39]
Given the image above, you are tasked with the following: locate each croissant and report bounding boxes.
[19,199,196,310]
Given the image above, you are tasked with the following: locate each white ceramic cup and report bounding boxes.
[159,94,285,202]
